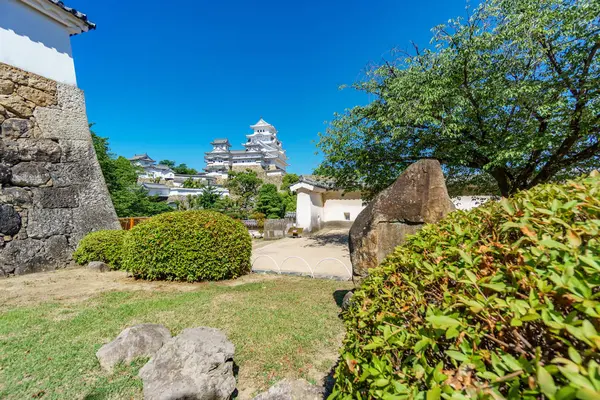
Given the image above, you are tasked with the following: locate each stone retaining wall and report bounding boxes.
[0,63,120,276]
[230,165,284,188]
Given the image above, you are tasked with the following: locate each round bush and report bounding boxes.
[122,210,252,282]
[73,229,127,270]
[332,172,600,399]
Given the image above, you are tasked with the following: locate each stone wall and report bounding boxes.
[0,63,120,276]
[230,165,284,188]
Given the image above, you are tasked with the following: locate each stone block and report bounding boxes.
[32,187,79,208]
[43,235,70,266]
[0,238,45,275]
[0,80,15,95]
[33,107,90,140]
[0,204,21,236]
[0,163,11,184]
[0,187,32,205]
[27,208,73,239]
[0,95,34,118]
[16,86,57,107]
[10,162,51,187]
[1,118,34,139]
[0,140,19,165]
[56,83,87,114]
[58,139,94,162]
[15,139,62,163]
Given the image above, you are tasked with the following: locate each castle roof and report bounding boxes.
[211,138,230,145]
[250,118,275,130]
[129,153,155,162]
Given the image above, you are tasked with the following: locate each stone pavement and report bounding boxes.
[251,228,352,280]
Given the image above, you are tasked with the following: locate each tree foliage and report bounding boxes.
[317,0,600,198]
[91,129,172,217]
[158,159,198,174]
[226,170,263,214]
[256,183,285,219]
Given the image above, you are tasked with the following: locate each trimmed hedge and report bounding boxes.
[332,172,600,399]
[73,230,126,270]
[122,210,252,282]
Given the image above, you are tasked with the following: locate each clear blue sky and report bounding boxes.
[68,0,473,175]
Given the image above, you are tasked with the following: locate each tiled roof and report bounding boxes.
[129,153,155,162]
[299,175,337,190]
[211,138,230,144]
[46,0,96,31]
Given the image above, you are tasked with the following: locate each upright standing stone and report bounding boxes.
[349,159,455,283]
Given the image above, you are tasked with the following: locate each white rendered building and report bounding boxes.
[204,118,288,179]
[129,153,176,180]
[0,0,95,86]
[291,176,365,233]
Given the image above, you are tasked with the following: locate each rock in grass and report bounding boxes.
[96,324,171,372]
[253,379,323,400]
[87,261,110,272]
[139,327,236,400]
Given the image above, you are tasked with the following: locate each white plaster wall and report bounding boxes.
[296,191,313,231]
[452,196,496,211]
[322,191,365,222]
[0,0,77,85]
[309,192,324,231]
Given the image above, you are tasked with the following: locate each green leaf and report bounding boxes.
[426,386,441,400]
[446,350,468,361]
[575,388,600,400]
[568,347,582,364]
[538,365,557,397]
[426,315,461,330]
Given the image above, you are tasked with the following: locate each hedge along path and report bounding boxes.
[332,172,600,399]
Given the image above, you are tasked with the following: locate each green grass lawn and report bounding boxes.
[0,275,352,399]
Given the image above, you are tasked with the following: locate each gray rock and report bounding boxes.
[0,163,12,184]
[349,160,455,283]
[33,107,90,140]
[139,327,236,400]
[0,204,21,235]
[87,261,110,272]
[10,162,51,187]
[1,118,34,139]
[27,208,72,239]
[0,238,46,275]
[32,187,79,208]
[253,379,323,400]
[0,187,32,205]
[15,139,62,163]
[341,291,354,311]
[96,324,171,373]
[0,140,19,165]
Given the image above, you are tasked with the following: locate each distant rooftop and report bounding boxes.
[129,153,155,162]
[211,138,230,145]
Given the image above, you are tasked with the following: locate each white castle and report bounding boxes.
[204,118,288,179]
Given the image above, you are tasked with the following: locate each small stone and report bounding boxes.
[96,324,171,372]
[139,327,236,400]
[87,261,110,273]
[0,163,11,184]
[10,162,51,187]
[0,204,21,236]
[342,291,354,311]
[0,95,34,118]
[1,118,34,138]
[0,80,15,95]
[0,187,32,205]
[4,235,12,242]
[253,379,323,400]
[16,86,56,107]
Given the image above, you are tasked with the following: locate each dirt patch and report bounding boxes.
[0,267,276,310]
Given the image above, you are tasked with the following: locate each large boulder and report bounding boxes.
[139,327,236,400]
[96,324,171,372]
[253,379,323,400]
[349,159,455,283]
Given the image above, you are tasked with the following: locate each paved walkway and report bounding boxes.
[251,228,352,280]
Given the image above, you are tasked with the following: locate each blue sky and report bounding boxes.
[68,0,473,174]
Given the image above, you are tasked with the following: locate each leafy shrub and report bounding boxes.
[332,172,600,399]
[73,230,127,270]
[122,210,252,282]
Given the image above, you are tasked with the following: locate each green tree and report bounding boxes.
[226,170,263,215]
[256,184,285,219]
[172,163,198,175]
[281,173,300,192]
[182,177,202,188]
[159,160,176,168]
[280,191,297,213]
[91,128,172,217]
[316,0,600,198]
[196,184,221,210]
